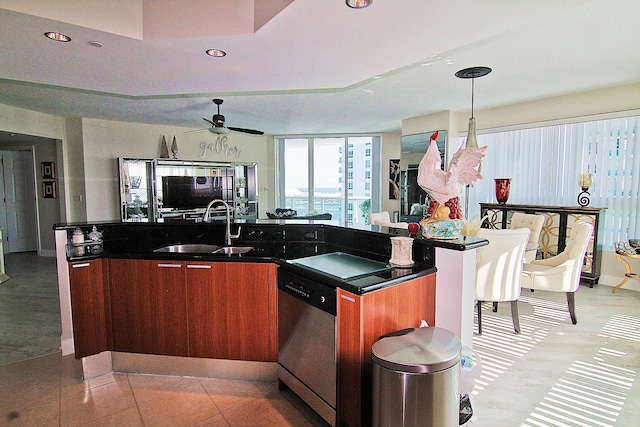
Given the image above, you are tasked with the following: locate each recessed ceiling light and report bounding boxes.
[346,0,373,8]
[88,41,104,48]
[206,49,226,57]
[44,32,71,42]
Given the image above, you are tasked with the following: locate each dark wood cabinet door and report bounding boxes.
[186,262,277,361]
[337,274,436,427]
[109,259,188,356]
[69,259,109,358]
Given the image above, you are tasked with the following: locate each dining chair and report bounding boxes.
[475,228,530,334]
[368,211,410,229]
[510,212,545,263]
[520,220,593,324]
[368,211,391,225]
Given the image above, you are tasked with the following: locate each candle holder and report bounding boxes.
[578,174,593,207]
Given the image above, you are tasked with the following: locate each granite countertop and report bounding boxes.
[54,220,483,294]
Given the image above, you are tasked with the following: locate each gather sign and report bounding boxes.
[198,136,241,159]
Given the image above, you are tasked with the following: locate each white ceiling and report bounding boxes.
[0,0,638,138]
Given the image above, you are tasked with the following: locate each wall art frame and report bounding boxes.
[43,181,57,198]
[389,159,401,199]
[41,161,56,179]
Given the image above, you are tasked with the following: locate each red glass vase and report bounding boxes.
[494,178,512,204]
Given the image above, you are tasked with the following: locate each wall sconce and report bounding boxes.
[578,173,593,207]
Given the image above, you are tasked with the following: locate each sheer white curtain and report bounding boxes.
[468,114,639,249]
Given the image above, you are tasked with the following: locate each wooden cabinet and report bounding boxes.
[108,259,188,356]
[480,203,606,286]
[186,262,277,361]
[68,259,110,358]
[104,259,276,361]
[337,274,436,427]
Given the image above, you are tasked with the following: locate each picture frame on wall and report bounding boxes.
[389,159,401,199]
[43,181,57,198]
[41,162,55,179]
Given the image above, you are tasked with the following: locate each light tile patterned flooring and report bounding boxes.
[1,252,639,426]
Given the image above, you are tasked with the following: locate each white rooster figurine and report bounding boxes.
[417,131,486,220]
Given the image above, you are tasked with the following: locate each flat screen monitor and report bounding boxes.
[161,176,223,209]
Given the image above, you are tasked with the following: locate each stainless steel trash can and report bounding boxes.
[371,327,461,427]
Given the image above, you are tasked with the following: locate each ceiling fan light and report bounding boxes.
[346,0,372,9]
[206,49,226,57]
[44,32,71,42]
[208,126,230,135]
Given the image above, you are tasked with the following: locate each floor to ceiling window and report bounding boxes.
[276,135,381,223]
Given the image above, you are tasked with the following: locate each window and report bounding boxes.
[468,114,639,249]
[365,171,371,179]
[276,135,381,223]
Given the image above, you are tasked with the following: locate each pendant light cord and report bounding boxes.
[471,77,475,119]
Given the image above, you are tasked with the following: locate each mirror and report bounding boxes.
[399,131,447,219]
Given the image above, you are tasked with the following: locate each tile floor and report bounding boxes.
[1,252,639,426]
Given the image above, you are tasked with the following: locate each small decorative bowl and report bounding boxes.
[421,219,464,239]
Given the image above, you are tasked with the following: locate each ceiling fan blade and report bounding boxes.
[227,126,264,135]
[184,128,209,134]
[203,117,215,126]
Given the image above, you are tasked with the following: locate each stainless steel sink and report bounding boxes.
[154,244,221,253]
[213,246,254,255]
[153,244,254,255]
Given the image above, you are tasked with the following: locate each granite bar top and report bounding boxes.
[54,219,485,294]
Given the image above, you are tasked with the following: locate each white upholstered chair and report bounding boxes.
[520,220,593,324]
[510,212,545,263]
[475,228,530,334]
[369,211,391,225]
[368,211,409,229]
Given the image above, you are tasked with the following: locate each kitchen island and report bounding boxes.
[54,219,486,427]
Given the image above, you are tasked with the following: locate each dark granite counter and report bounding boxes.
[54,219,486,294]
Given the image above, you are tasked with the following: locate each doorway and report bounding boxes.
[0,149,38,253]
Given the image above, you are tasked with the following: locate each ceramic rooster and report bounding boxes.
[417,132,486,219]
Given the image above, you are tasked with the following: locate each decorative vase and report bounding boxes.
[494,178,511,204]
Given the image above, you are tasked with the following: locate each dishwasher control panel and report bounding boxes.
[278,269,336,315]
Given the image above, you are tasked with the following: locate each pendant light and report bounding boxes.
[455,66,491,149]
[456,66,491,218]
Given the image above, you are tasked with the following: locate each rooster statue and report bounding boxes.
[417,131,486,221]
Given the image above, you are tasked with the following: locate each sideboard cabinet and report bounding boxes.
[480,203,606,287]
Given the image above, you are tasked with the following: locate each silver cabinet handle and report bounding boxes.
[187,264,212,269]
[157,263,183,268]
[71,262,91,268]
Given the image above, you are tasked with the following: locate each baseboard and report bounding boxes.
[60,337,75,356]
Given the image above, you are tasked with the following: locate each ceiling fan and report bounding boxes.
[202,99,264,135]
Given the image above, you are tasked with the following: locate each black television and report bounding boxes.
[161,176,223,209]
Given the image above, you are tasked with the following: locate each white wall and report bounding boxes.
[460,82,640,132]
[0,103,65,139]
[79,118,270,221]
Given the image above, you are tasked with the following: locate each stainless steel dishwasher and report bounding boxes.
[278,268,337,427]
